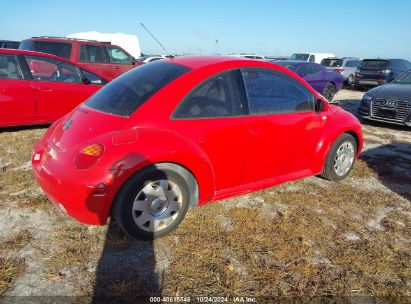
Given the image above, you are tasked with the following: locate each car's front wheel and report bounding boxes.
[112,164,191,240]
[323,83,336,101]
[321,133,357,181]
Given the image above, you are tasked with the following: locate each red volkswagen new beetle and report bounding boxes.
[32,56,363,239]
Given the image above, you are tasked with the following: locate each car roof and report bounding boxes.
[165,55,250,69]
[23,37,112,46]
[0,49,110,80]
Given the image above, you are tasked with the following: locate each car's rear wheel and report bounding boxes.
[323,83,336,101]
[321,133,357,181]
[112,164,191,240]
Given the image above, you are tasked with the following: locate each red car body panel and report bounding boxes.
[0,49,109,127]
[32,56,363,225]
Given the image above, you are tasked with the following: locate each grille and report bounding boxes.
[370,98,410,122]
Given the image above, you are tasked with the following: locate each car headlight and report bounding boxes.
[362,94,372,102]
[360,94,372,107]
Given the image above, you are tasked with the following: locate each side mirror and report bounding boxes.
[131,57,136,65]
[82,76,91,85]
[315,99,326,111]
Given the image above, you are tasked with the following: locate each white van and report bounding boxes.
[290,52,335,64]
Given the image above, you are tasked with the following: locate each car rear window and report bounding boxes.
[85,61,191,117]
[321,59,342,67]
[20,40,72,59]
[361,60,389,70]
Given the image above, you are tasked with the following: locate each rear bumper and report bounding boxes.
[354,78,388,87]
[31,140,119,225]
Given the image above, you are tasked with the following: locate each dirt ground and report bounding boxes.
[0,89,410,302]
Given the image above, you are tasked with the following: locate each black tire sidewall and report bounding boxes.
[113,167,190,240]
[323,134,357,181]
[323,83,335,101]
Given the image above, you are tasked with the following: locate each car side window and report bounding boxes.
[174,70,242,119]
[309,55,315,62]
[80,44,108,63]
[106,46,132,64]
[345,61,354,67]
[310,64,321,74]
[241,68,315,115]
[24,56,82,83]
[0,54,23,79]
[400,60,409,71]
[81,69,107,85]
[297,64,314,75]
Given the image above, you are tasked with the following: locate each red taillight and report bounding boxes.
[73,143,104,169]
[334,68,345,73]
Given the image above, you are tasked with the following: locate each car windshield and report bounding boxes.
[20,40,72,59]
[290,54,309,61]
[321,59,342,67]
[85,61,191,116]
[361,60,389,70]
[393,71,411,84]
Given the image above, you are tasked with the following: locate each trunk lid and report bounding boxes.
[51,105,127,151]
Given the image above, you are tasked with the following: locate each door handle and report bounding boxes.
[249,127,262,135]
[38,87,53,92]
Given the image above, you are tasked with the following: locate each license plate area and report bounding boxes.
[377,109,396,119]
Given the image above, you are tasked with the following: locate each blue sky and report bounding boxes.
[1,0,410,59]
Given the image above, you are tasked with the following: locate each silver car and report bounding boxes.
[321,57,362,85]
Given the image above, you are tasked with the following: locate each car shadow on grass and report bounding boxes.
[91,159,171,302]
[91,220,160,303]
[0,124,50,134]
[360,143,411,202]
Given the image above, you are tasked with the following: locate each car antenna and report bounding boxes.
[140,22,173,58]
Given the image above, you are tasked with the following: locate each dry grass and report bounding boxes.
[0,229,32,252]
[46,225,103,278]
[160,178,410,297]
[0,258,26,296]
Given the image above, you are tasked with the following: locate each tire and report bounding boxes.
[112,164,192,240]
[322,83,336,101]
[321,133,357,182]
[347,74,354,85]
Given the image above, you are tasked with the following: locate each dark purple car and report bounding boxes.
[275,60,344,101]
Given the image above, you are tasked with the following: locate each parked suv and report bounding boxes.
[19,37,142,79]
[354,59,411,89]
[321,57,362,85]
